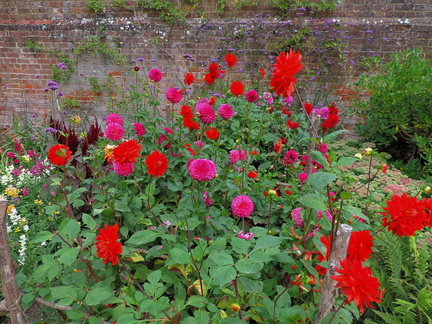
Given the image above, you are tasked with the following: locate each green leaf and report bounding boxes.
[82,213,96,230]
[85,287,113,306]
[323,129,348,142]
[252,235,283,252]
[310,150,329,168]
[68,187,88,202]
[258,161,272,171]
[126,230,159,245]
[344,205,369,223]
[297,193,327,211]
[230,237,251,255]
[113,201,131,212]
[238,277,263,294]
[88,317,103,324]
[236,259,263,275]
[210,265,237,287]
[186,295,208,308]
[333,157,357,167]
[50,286,77,302]
[59,247,79,267]
[307,172,337,192]
[167,180,183,191]
[210,251,234,266]
[59,219,80,241]
[168,247,191,265]
[30,231,54,244]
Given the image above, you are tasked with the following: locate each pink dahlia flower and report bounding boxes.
[196,102,216,124]
[231,195,254,218]
[105,123,124,141]
[105,113,124,126]
[113,162,134,176]
[291,207,304,227]
[245,90,259,103]
[188,159,217,181]
[133,123,146,136]
[166,88,183,104]
[218,104,235,120]
[229,149,247,164]
[283,150,299,165]
[298,172,308,183]
[148,69,162,82]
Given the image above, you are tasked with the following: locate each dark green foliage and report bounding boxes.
[354,49,432,178]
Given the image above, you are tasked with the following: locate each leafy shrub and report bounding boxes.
[353,48,432,178]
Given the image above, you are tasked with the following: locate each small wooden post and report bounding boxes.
[0,200,27,324]
[316,224,352,323]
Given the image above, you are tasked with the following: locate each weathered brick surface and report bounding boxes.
[0,0,431,130]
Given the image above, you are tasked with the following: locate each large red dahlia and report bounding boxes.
[270,50,303,97]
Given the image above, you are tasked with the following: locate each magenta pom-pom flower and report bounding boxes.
[148,68,162,82]
[231,195,254,218]
[188,159,217,181]
[113,162,134,177]
[218,104,235,120]
[105,123,124,141]
[166,88,183,104]
[105,113,124,126]
[196,102,216,124]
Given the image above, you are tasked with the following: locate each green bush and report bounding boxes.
[353,48,432,178]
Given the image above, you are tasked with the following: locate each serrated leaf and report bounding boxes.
[59,247,79,267]
[210,251,234,266]
[297,193,327,211]
[210,265,236,287]
[333,157,357,167]
[82,213,96,230]
[30,231,54,243]
[59,219,80,241]
[310,150,329,168]
[126,230,159,245]
[85,287,113,306]
[252,235,283,252]
[307,172,337,192]
[186,295,208,308]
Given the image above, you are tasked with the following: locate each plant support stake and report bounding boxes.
[0,199,26,324]
[316,223,352,323]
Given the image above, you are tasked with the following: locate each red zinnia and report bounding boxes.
[247,170,258,179]
[112,140,141,164]
[184,72,195,85]
[347,230,374,262]
[381,193,428,237]
[331,258,383,314]
[230,81,245,96]
[270,50,303,97]
[145,150,168,178]
[48,144,72,166]
[96,223,123,266]
[225,53,237,67]
[205,127,219,140]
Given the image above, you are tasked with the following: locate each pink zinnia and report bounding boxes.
[283,150,299,165]
[245,90,259,103]
[133,123,146,136]
[166,88,183,104]
[148,69,162,82]
[113,162,134,176]
[188,159,217,181]
[105,123,124,141]
[231,195,254,218]
[317,143,328,153]
[196,102,216,124]
[218,104,235,120]
[194,141,204,149]
[105,113,124,126]
[291,207,304,227]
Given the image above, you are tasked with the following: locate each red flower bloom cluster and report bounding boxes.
[180,105,200,130]
[184,72,195,85]
[112,140,141,164]
[145,150,168,178]
[381,193,428,236]
[204,62,224,84]
[321,103,339,132]
[205,127,219,140]
[230,81,245,96]
[286,120,300,129]
[274,138,287,154]
[270,50,303,97]
[247,170,258,179]
[96,223,123,266]
[304,102,313,114]
[225,53,237,67]
[48,144,72,166]
[331,259,383,314]
[347,230,374,262]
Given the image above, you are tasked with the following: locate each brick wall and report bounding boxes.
[0,0,431,132]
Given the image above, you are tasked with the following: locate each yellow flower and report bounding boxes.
[4,186,20,197]
[14,228,20,233]
[34,199,43,205]
[354,153,363,160]
[6,205,15,215]
[22,155,31,162]
[70,116,82,124]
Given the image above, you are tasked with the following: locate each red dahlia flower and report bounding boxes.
[225,53,237,67]
[184,72,194,85]
[347,230,374,262]
[112,139,141,164]
[48,144,72,166]
[270,50,303,97]
[96,223,123,265]
[205,127,219,140]
[331,258,383,314]
[145,150,168,178]
[230,81,245,96]
[381,193,428,236]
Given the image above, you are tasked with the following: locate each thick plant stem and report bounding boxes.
[0,200,27,324]
[316,224,352,324]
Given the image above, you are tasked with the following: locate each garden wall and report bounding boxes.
[0,0,431,133]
